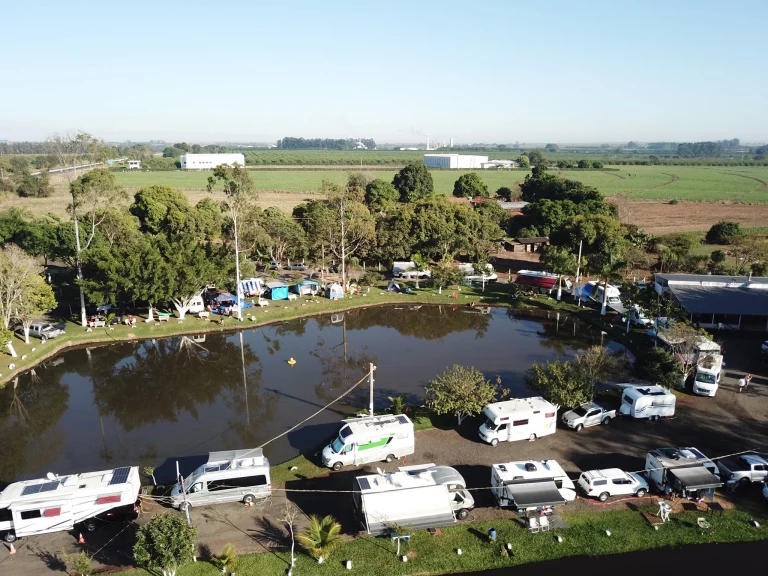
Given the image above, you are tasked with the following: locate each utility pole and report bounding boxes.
[368,363,376,416]
[575,239,583,283]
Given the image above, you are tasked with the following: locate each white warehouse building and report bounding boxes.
[180,153,245,170]
[424,154,489,169]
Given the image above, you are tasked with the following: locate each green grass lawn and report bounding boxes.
[121,507,768,576]
[113,165,768,203]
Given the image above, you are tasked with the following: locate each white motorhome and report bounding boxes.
[321,414,414,471]
[458,263,498,283]
[645,447,722,499]
[0,466,140,543]
[392,261,431,279]
[692,353,724,396]
[170,449,271,510]
[491,460,577,510]
[353,464,474,535]
[478,397,558,446]
[578,281,621,306]
[618,385,676,420]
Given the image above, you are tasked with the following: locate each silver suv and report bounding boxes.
[26,322,65,342]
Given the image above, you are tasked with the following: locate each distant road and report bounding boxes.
[31,158,127,176]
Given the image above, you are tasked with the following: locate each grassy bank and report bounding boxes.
[121,507,767,576]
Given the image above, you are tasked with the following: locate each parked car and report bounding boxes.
[577,468,649,501]
[26,322,65,342]
[285,262,308,271]
[716,454,768,486]
[561,401,616,431]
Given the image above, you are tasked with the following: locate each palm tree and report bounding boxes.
[597,251,624,316]
[412,252,428,289]
[296,515,342,563]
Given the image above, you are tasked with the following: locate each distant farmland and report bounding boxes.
[111,165,768,203]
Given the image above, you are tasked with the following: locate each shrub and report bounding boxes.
[668,199,679,205]
[635,347,681,389]
[705,220,742,245]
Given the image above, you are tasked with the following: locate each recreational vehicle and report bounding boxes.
[458,263,498,283]
[645,447,721,499]
[170,449,271,510]
[618,385,676,419]
[514,270,572,294]
[578,281,621,306]
[393,261,431,279]
[478,397,558,446]
[321,414,414,471]
[491,460,577,511]
[692,353,724,396]
[0,466,140,543]
[353,464,473,535]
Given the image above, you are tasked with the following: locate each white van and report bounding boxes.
[478,397,558,446]
[170,449,271,510]
[692,353,723,397]
[618,385,676,420]
[321,414,414,471]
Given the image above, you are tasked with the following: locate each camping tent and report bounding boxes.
[326,283,344,300]
[387,280,401,293]
[266,281,290,301]
[295,280,320,296]
[240,278,265,297]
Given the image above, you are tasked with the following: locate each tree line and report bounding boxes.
[276,137,376,150]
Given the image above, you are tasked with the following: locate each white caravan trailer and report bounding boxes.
[0,466,140,543]
[491,460,577,511]
[692,353,724,397]
[170,449,271,510]
[645,447,722,499]
[353,464,474,535]
[392,261,431,279]
[478,397,558,446]
[321,414,414,471]
[618,385,676,420]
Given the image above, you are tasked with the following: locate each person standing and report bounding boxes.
[738,376,747,393]
[745,374,752,391]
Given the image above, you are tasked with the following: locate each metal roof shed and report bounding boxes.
[504,479,567,509]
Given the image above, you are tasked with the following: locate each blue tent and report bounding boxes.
[325,283,344,300]
[295,280,320,296]
[266,281,290,300]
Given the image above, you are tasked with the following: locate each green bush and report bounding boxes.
[705,220,742,245]
[635,347,681,389]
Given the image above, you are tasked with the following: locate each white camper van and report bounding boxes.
[321,414,414,471]
[478,397,558,446]
[392,261,431,279]
[618,385,676,420]
[579,281,622,306]
[645,447,721,498]
[0,466,140,543]
[353,464,474,535]
[491,460,577,510]
[170,449,271,510]
[692,353,724,396]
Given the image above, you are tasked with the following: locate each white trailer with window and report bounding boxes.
[478,397,558,446]
[618,385,676,420]
[353,464,473,535]
[490,460,577,511]
[321,414,414,471]
[0,466,140,543]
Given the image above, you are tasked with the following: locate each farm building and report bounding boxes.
[423,154,489,169]
[127,160,141,170]
[508,236,550,253]
[180,153,245,170]
[654,273,768,331]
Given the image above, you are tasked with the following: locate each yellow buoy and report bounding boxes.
[287,357,297,366]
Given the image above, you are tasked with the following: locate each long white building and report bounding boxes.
[423,154,489,169]
[180,153,245,170]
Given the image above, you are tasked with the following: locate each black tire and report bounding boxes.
[385,454,395,464]
[3,531,17,543]
[652,415,659,421]
[490,438,499,447]
[575,424,584,432]
[332,461,343,471]
[457,508,469,520]
[739,477,750,486]
[598,492,609,502]
[602,417,612,425]
[635,488,647,498]
[528,433,537,441]
[244,494,256,505]
[85,521,97,532]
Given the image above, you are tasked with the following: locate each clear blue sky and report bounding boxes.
[2,0,766,144]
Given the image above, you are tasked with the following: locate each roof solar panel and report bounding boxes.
[21,481,59,496]
[39,481,59,493]
[396,415,408,424]
[358,478,371,491]
[109,467,131,486]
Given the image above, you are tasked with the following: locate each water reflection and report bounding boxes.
[1,305,609,483]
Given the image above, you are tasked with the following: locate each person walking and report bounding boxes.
[738,375,747,393]
[745,374,752,391]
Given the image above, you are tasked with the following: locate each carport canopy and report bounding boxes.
[504,479,566,508]
[670,465,722,490]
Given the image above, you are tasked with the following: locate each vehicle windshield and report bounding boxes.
[40,324,53,331]
[571,406,588,417]
[696,372,717,384]
[331,437,345,453]
[483,418,496,430]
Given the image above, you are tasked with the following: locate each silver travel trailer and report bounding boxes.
[353,464,474,535]
[170,449,271,510]
[618,385,676,420]
[645,447,722,499]
[0,466,140,543]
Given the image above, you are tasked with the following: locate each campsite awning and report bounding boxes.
[670,466,723,490]
[504,480,566,508]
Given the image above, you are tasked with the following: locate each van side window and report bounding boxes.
[21,509,42,520]
[498,424,507,431]
[229,474,267,488]
[188,482,203,494]
[555,479,563,489]
[513,419,529,426]
[622,394,633,404]
[594,479,608,486]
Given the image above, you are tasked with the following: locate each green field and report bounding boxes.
[113,165,768,202]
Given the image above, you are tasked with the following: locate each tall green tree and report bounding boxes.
[524,360,593,408]
[15,277,57,344]
[365,178,399,211]
[207,164,257,320]
[453,172,488,198]
[425,364,501,425]
[392,162,434,203]
[133,513,198,576]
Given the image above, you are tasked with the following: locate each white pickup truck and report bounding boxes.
[716,454,768,486]
[561,401,617,431]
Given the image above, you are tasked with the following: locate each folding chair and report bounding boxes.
[527,517,540,534]
[539,515,551,532]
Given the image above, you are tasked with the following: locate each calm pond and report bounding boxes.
[0,305,612,483]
